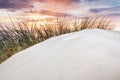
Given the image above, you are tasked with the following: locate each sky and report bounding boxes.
[0,0,120,27]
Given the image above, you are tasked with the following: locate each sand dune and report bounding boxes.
[0,29,120,80]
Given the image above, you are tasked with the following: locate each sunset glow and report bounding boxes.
[0,0,120,27]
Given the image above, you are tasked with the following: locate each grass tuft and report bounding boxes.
[0,17,112,63]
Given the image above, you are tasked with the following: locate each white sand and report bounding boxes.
[0,29,120,80]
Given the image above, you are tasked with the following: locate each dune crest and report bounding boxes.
[0,29,120,80]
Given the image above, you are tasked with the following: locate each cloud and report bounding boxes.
[39,10,71,16]
[89,8,102,13]
[0,0,81,12]
[0,0,33,10]
[23,9,71,17]
[89,7,120,13]
[83,0,120,6]
[105,13,120,17]
[33,0,81,6]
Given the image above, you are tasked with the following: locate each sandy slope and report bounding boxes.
[0,29,120,80]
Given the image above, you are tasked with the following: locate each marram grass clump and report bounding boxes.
[0,17,112,63]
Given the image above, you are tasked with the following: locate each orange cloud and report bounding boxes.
[36,10,70,16]
[33,0,81,6]
[21,9,71,17]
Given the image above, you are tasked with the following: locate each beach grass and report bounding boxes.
[0,17,112,63]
